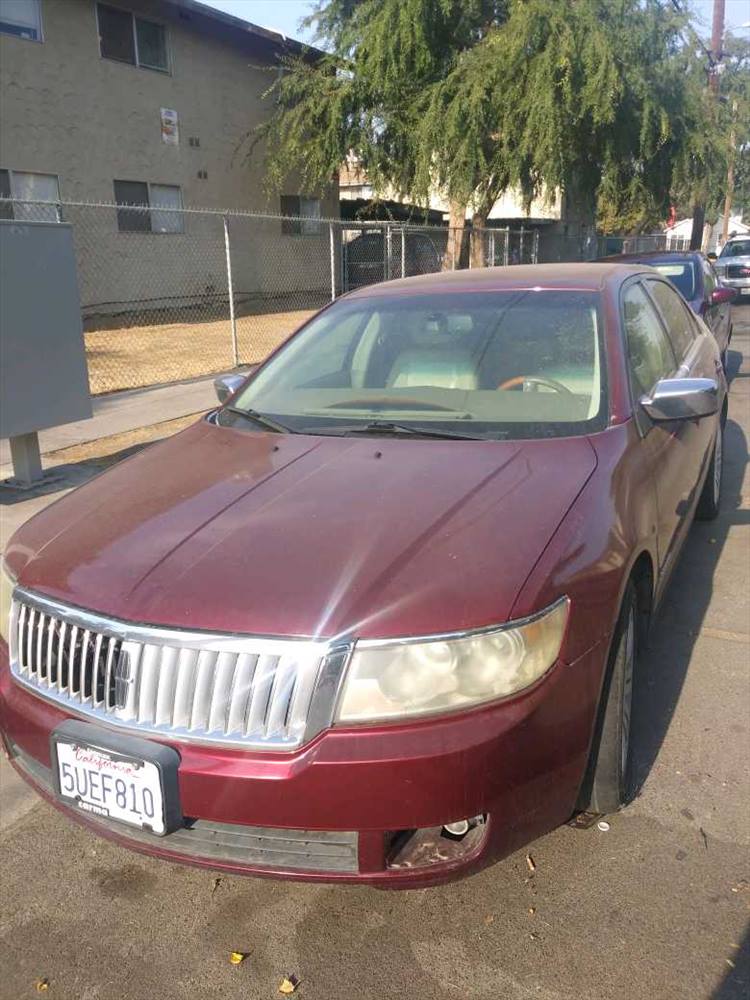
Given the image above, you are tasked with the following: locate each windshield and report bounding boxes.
[227,290,606,441]
[652,262,696,299]
[719,240,750,258]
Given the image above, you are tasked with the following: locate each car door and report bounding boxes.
[622,280,703,576]
[645,277,719,486]
[700,257,730,355]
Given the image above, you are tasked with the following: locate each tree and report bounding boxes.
[254,0,701,261]
[717,33,750,230]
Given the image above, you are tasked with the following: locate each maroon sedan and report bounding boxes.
[0,263,727,887]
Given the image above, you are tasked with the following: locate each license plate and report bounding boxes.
[51,721,181,836]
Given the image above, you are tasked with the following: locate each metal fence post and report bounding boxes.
[533,229,539,264]
[401,226,406,278]
[329,223,336,301]
[503,227,510,266]
[340,223,347,294]
[223,215,239,367]
[519,225,525,264]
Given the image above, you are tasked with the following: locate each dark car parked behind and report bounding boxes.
[599,250,735,366]
[344,228,446,290]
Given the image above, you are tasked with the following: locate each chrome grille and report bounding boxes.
[9,591,344,751]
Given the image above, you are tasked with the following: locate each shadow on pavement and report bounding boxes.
[713,922,750,999]
[630,345,749,796]
[0,442,150,506]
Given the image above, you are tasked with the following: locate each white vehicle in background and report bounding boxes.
[713,237,750,301]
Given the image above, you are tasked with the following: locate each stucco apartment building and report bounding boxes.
[0,0,337,316]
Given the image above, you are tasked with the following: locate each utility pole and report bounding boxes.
[709,0,725,95]
[721,99,737,246]
[690,0,725,250]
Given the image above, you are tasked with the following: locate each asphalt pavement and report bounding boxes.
[1,310,749,1000]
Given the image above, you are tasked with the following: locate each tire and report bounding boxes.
[696,422,723,521]
[579,584,637,815]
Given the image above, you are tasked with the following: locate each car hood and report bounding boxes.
[7,420,597,640]
[716,254,750,266]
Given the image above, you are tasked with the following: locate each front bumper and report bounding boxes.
[718,276,750,296]
[1,638,606,887]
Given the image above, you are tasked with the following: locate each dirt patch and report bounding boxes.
[89,863,159,900]
[85,309,315,395]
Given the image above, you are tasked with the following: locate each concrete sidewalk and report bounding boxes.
[0,374,224,475]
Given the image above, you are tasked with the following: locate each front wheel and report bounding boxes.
[579,585,637,815]
[696,422,723,521]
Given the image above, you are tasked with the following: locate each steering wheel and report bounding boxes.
[498,375,573,395]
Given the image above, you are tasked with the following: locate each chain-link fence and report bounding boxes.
[0,197,687,395]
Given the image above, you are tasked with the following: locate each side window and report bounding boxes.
[0,0,42,41]
[622,283,676,397]
[0,169,60,221]
[646,279,696,361]
[113,180,184,233]
[280,195,321,235]
[97,3,169,72]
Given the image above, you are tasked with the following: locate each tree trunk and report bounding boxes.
[470,211,488,268]
[689,200,705,251]
[444,200,468,270]
[560,176,597,258]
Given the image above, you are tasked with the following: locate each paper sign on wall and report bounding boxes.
[161,108,179,145]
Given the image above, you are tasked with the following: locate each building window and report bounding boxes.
[97,3,168,72]
[280,195,322,235]
[0,169,60,221]
[0,0,42,41]
[0,169,11,220]
[114,180,184,233]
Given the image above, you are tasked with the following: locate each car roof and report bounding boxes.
[345,262,648,298]
[598,250,703,265]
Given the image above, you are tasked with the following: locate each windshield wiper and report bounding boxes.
[324,420,486,441]
[225,406,294,434]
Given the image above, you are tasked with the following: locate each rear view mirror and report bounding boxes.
[214,373,245,404]
[640,378,718,422]
[711,286,738,304]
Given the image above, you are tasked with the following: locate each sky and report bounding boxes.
[203,0,317,43]
[203,0,750,45]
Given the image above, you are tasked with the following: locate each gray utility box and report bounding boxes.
[0,219,92,483]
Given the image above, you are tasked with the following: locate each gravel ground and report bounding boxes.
[1,308,749,1000]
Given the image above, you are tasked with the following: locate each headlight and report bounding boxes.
[335,597,569,723]
[0,561,15,645]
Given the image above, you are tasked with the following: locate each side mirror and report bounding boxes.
[711,285,738,305]
[640,378,718,422]
[214,373,245,404]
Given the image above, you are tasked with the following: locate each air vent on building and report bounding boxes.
[197,170,208,180]
[188,136,201,148]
